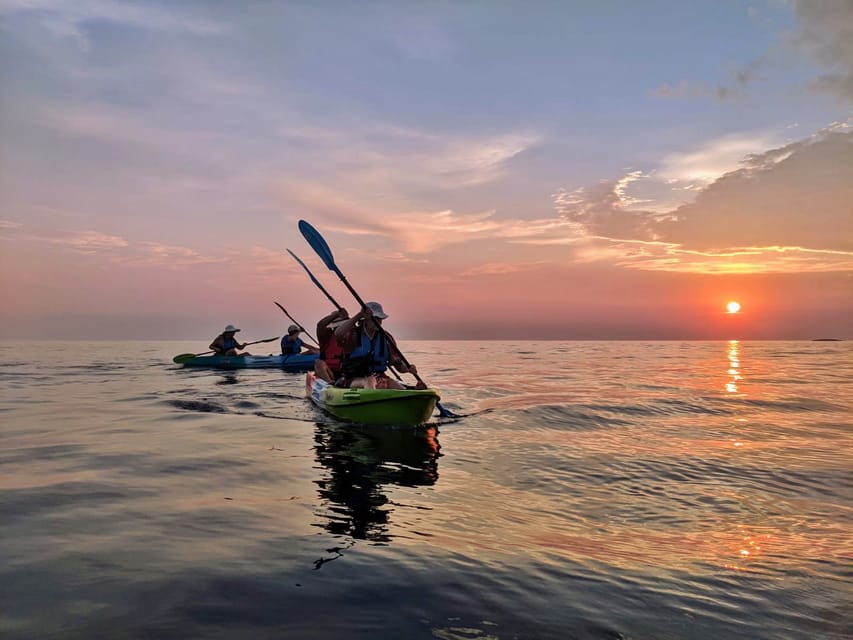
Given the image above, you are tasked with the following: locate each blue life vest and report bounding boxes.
[341,327,388,376]
[221,336,238,351]
[281,336,303,355]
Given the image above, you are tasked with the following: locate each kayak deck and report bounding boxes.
[182,353,317,371]
[306,372,439,426]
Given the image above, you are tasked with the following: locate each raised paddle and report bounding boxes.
[172,337,279,364]
[287,249,344,311]
[289,248,409,388]
[273,301,319,346]
[298,220,460,419]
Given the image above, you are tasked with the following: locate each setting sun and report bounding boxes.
[727,301,741,314]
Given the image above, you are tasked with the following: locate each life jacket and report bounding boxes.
[340,327,388,377]
[221,336,239,352]
[281,335,303,355]
[321,334,345,372]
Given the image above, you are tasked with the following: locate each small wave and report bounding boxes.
[708,396,848,413]
[514,403,633,429]
[588,399,732,417]
[164,399,228,413]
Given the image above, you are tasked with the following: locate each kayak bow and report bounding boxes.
[306,372,439,426]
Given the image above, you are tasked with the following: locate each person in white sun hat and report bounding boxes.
[209,324,248,357]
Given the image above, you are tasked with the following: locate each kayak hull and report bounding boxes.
[182,353,317,371]
[306,372,439,426]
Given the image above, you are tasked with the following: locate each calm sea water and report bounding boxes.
[0,340,850,640]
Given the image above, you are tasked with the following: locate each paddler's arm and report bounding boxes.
[334,307,367,352]
[387,334,417,377]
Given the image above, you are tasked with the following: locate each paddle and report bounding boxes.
[287,249,344,311]
[298,220,459,419]
[289,247,410,388]
[273,301,319,346]
[172,337,279,364]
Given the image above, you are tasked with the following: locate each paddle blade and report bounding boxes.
[298,220,336,270]
[436,401,461,419]
[173,353,197,364]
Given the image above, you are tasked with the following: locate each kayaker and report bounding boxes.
[209,324,248,357]
[333,302,424,390]
[314,307,349,383]
[281,324,320,356]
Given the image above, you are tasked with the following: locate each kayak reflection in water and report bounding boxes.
[209,324,249,357]
[312,423,441,548]
[333,302,425,390]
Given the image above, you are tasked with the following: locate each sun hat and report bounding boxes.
[287,324,301,334]
[365,301,388,319]
[223,324,240,333]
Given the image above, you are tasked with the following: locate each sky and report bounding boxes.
[1,0,851,340]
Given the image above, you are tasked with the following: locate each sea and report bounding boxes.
[0,340,850,640]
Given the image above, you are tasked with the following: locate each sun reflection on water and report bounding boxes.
[725,340,742,395]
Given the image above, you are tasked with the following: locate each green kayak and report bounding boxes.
[305,372,439,426]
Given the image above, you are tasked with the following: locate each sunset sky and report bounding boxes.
[1,0,851,340]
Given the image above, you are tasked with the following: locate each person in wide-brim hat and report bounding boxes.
[209,323,248,357]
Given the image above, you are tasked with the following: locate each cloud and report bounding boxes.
[45,230,129,253]
[0,219,24,230]
[650,68,760,102]
[460,262,545,276]
[790,0,853,103]
[135,242,223,267]
[0,0,225,48]
[555,126,853,273]
[656,127,853,253]
[552,178,657,240]
[288,123,853,275]
[658,131,785,185]
[276,123,540,196]
[652,1,853,104]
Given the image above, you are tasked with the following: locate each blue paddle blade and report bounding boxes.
[299,220,336,270]
[437,402,460,419]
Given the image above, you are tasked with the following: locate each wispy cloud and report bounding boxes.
[0,0,225,48]
[135,242,223,267]
[45,230,129,254]
[790,0,853,103]
[657,131,785,185]
[460,261,545,276]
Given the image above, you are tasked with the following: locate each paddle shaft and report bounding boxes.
[287,249,344,311]
[273,301,318,346]
[288,248,407,384]
[298,219,460,417]
[173,337,279,363]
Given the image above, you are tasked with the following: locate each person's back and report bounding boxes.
[315,308,348,382]
[281,324,319,356]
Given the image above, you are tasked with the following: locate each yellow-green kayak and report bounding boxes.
[305,372,439,426]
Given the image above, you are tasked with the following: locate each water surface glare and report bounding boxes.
[1,340,850,639]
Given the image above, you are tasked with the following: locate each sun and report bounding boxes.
[727,301,741,314]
